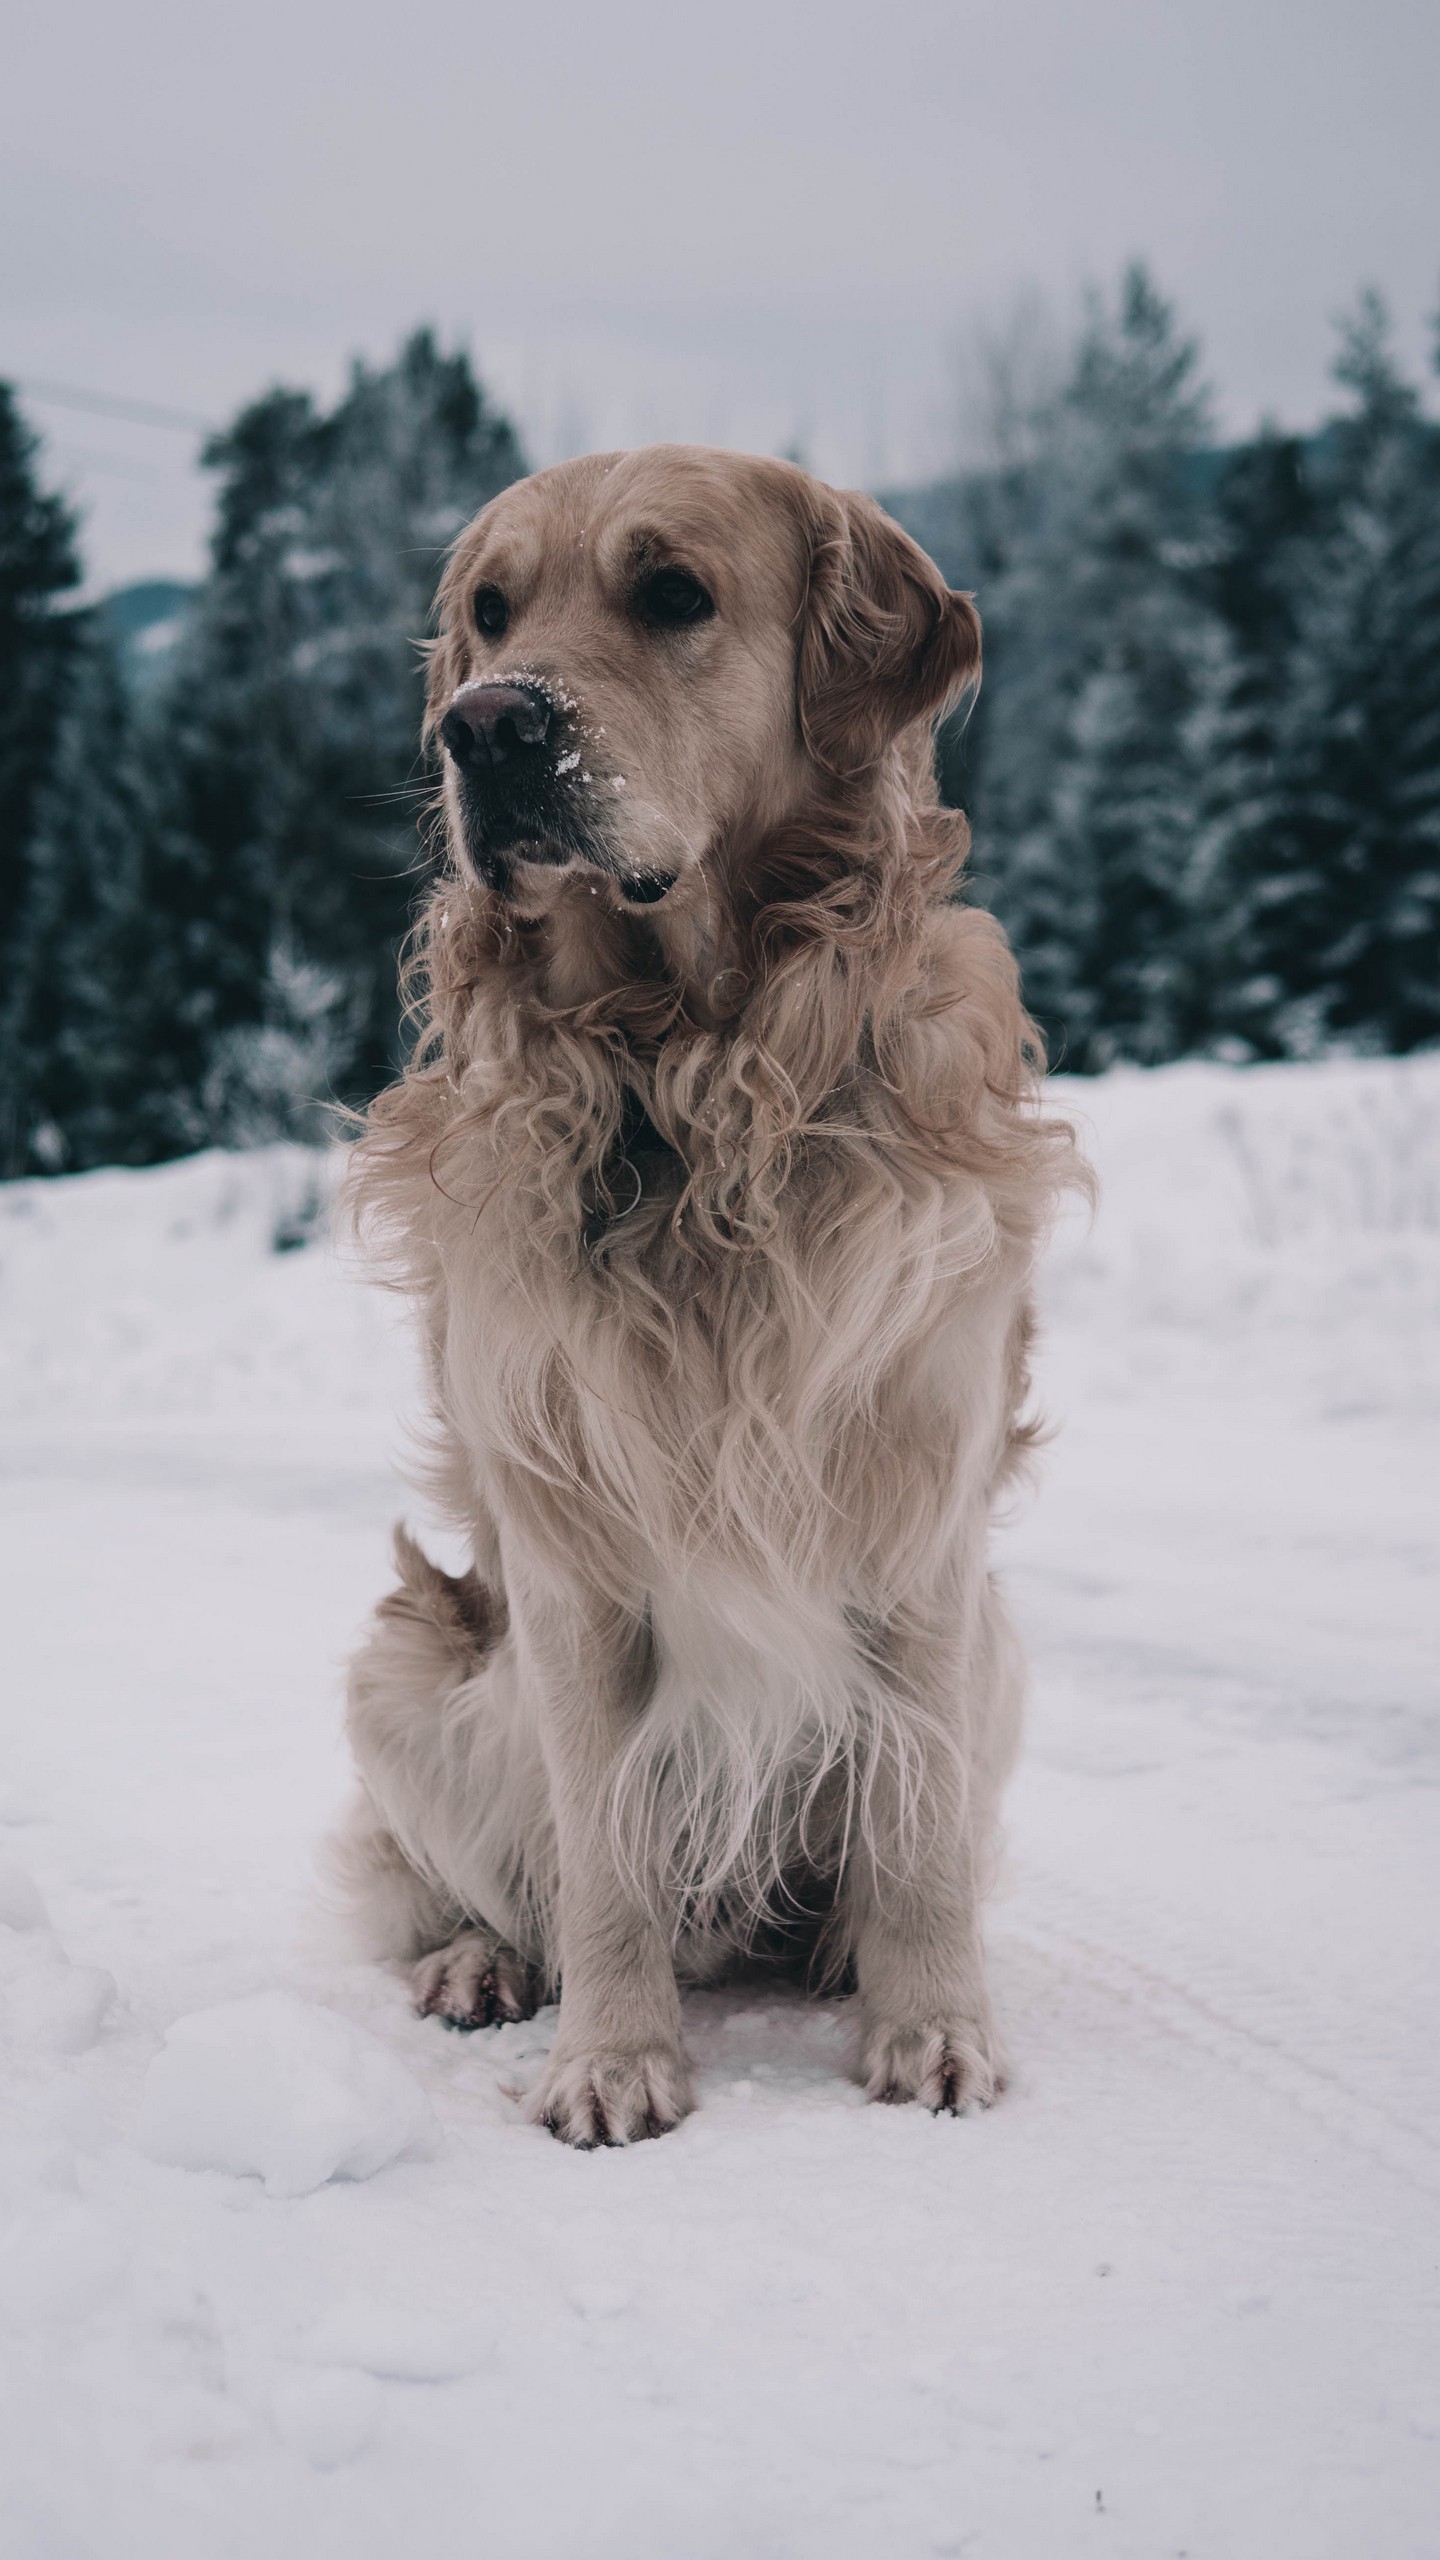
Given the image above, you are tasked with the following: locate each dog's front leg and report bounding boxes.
[520,1582,693,2148]
[848,1608,1011,2115]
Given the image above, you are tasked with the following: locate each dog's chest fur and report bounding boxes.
[431,1120,1021,1611]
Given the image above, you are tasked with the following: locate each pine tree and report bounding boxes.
[147,331,527,1145]
[0,384,86,1169]
[971,267,1229,1066]
[9,611,239,1170]
[1188,430,1321,1055]
[1238,294,1440,1055]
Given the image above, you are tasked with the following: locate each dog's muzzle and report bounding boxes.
[440,680,674,903]
[440,677,590,889]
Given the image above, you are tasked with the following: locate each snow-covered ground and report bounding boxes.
[1,1059,1436,2560]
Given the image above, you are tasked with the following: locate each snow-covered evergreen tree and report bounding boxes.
[5,622,172,1169]
[1185,431,1322,1056]
[1235,295,1440,1056]
[0,386,86,1169]
[145,331,527,1144]
[200,940,363,1149]
[974,267,1229,1066]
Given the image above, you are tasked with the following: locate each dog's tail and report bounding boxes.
[376,1523,499,1667]
[321,1526,503,1962]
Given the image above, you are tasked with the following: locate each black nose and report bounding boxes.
[440,681,552,773]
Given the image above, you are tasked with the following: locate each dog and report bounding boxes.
[331,444,1082,2146]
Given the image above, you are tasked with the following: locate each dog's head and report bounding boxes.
[427,446,979,912]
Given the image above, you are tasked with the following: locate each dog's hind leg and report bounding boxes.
[328,1527,548,2023]
[324,1784,464,1962]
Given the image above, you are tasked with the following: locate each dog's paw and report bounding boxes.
[529,2043,694,2148]
[412,1929,539,2031]
[862,2014,1004,2115]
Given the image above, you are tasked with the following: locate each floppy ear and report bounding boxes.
[795,486,981,775]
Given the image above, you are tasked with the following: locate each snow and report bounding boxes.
[135,1993,438,2198]
[0,1057,1436,2558]
[1,1859,117,2060]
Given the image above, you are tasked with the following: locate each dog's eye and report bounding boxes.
[635,567,715,630]
[473,586,508,638]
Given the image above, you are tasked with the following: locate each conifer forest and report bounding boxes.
[2,269,1437,1177]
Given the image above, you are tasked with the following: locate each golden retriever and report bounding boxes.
[331,445,1081,2145]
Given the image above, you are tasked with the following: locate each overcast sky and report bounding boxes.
[4,0,1437,588]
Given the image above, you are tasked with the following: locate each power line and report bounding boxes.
[13,376,216,435]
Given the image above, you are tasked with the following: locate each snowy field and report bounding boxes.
[1,1058,1437,2560]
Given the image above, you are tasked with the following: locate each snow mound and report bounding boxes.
[5,1952,115,2057]
[135,1992,438,2198]
[0,1861,116,2057]
[0,1859,49,1933]
[296,2295,496,2381]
